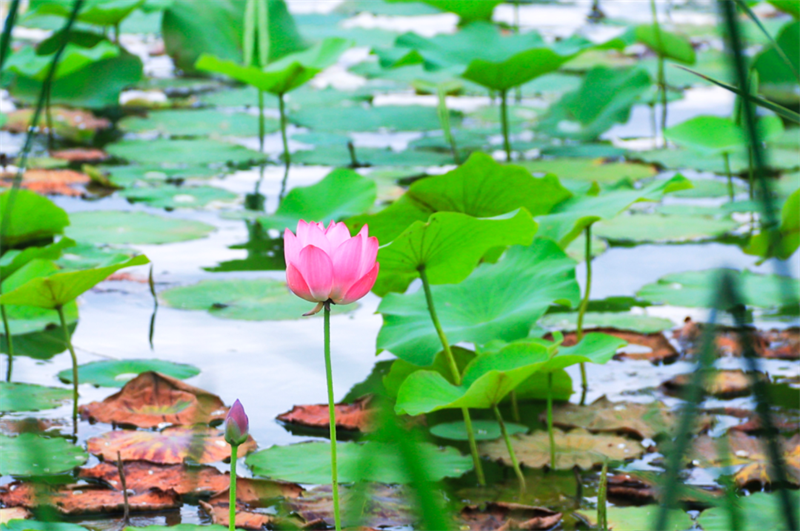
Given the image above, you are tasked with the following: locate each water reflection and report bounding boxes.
[205,220,286,272]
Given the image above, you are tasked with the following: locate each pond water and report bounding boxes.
[1,0,798,529]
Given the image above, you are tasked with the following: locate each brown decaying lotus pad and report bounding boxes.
[553,329,679,364]
[0,482,180,515]
[276,395,374,432]
[0,169,90,197]
[86,426,257,464]
[460,502,562,531]
[674,319,800,360]
[50,148,110,162]
[80,371,228,428]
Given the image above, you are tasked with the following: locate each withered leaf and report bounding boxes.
[480,429,644,470]
[555,329,678,364]
[0,507,30,524]
[276,396,374,432]
[661,369,763,399]
[80,371,228,428]
[2,108,110,135]
[607,471,721,506]
[198,499,282,530]
[50,149,110,162]
[288,484,415,528]
[86,427,256,464]
[735,445,800,489]
[0,169,89,197]
[540,396,712,440]
[461,502,561,531]
[674,319,799,360]
[0,482,180,515]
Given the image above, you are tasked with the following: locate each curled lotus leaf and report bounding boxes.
[276,396,374,432]
[86,426,257,465]
[198,500,277,530]
[542,396,713,440]
[480,428,645,470]
[79,371,227,428]
[0,482,180,515]
[461,502,561,531]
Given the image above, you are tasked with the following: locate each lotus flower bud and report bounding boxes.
[224,399,249,447]
[284,220,380,315]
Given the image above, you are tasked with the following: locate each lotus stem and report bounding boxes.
[436,85,459,164]
[258,89,265,152]
[547,372,556,470]
[499,89,512,161]
[510,390,520,423]
[278,92,291,202]
[748,147,754,200]
[117,451,130,525]
[493,404,526,494]
[148,265,157,350]
[650,0,668,147]
[598,460,608,531]
[229,444,238,531]
[323,301,342,531]
[1,305,13,381]
[724,152,734,202]
[576,224,593,403]
[57,304,79,432]
[45,86,54,152]
[418,266,486,486]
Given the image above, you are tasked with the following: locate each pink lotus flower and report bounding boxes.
[224,399,249,447]
[284,220,379,314]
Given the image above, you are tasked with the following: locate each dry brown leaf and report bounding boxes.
[733,441,800,489]
[50,149,110,162]
[540,396,712,440]
[555,329,678,364]
[287,484,414,528]
[675,319,799,360]
[276,396,374,432]
[0,482,179,515]
[0,507,30,524]
[80,371,228,428]
[0,418,63,435]
[86,426,257,464]
[607,471,722,505]
[2,108,110,135]
[0,169,90,196]
[461,502,562,531]
[661,369,762,398]
[105,272,149,283]
[198,500,277,529]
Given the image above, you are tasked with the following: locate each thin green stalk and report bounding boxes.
[649,103,657,147]
[243,0,256,65]
[0,0,21,71]
[229,444,238,531]
[493,404,525,494]
[45,86,54,152]
[598,460,608,531]
[256,0,269,67]
[547,372,555,469]
[148,264,157,350]
[510,391,520,423]
[436,85,459,164]
[418,266,485,486]
[723,152,734,202]
[576,225,593,402]
[499,89,511,161]
[2,305,13,381]
[650,0,668,147]
[257,89,265,152]
[113,23,120,45]
[733,0,799,83]
[748,147,754,200]
[323,301,342,531]
[278,92,291,202]
[57,305,79,431]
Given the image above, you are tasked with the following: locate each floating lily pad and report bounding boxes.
[118,109,277,138]
[87,426,257,464]
[480,428,644,470]
[58,359,200,388]
[106,139,267,166]
[539,311,674,334]
[103,165,225,186]
[66,211,215,245]
[635,146,800,174]
[377,239,580,365]
[79,372,226,428]
[56,242,134,271]
[576,506,693,531]
[0,520,88,531]
[430,420,528,441]
[637,269,800,309]
[160,278,354,320]
[0,382,71,412]
[593,213,739,243]
[0,433,88,476]
[521,158,656,184]
[698,490,799,531]
[293,146,453,167]
[670,178,747,198]
[245,440,471,484]
[120,185,238,209]
[292,105,455,132]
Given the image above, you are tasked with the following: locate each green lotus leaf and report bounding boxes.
[291,104,455,132]
[577,506,693,531]
[0,433,88,476]
[539,311,674,334]
[0,237,76,280]
[2,521,88,531]
[245,440,471,484]
[66,211,215,245]
[385,0,501,23]
[377,239,580,365]
[293,145,454,167]
[106,138,266,166]
[634,24,696,64]
[258,169,376,232]
[26,0,144,26]
[2,260,78,335]
[349,152,571,245]
[0,190,69,248]
[58,359,200,387]
[535,174,693,248]
[120,185,238,209]
[754,20,799,87]
[118,109,277,138]
[593,213,739,243]
[4,41,119,81]
[0,255,149,309]
[195,37,351,95]
[0,382,71,412]
[373,209,538,296]
[697,491,800,531]
[745,187,800,261]
[430,420,528,441]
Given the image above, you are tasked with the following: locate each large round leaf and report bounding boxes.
[634,24,696,64]
[291,104,452,132]
[374,209,538,296]
[593,213,738,243]
[120,185,238,209]
[2,260,78,334]
[430,420,528,441]
[697,491,799,531]
[118,109,276,138]
[577,506,693,531]
[0,433,88,476]
[160,278,354,320]
[521,158,656,185]
[0,382,71,412]
[57,359,200,387]
[106,139,266,166]
[0,190,68,248]
[636,268,800,309]
[1,521,88,531]
[377,239,581,366]
[664,116,745,156]
[66,211,215,245]
[257,169,376,232]
[245,441,471,484]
